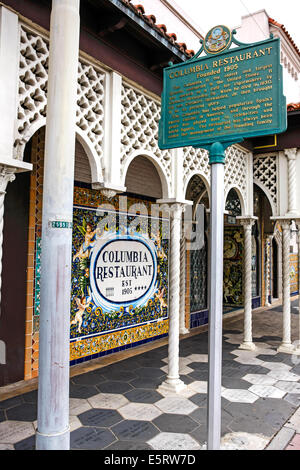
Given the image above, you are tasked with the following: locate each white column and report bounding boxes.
[36,0,80,450]
[237,217,257,351]
[0,7,19,163]
[179,234,189,335]
[295,220,300,354]
[277,219,294,353]
[285,148,298,216]
[265,235,273,307]
[158,202,186,394]
[100,71,126,194]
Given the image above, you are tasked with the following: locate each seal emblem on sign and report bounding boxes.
[204,25,232,54]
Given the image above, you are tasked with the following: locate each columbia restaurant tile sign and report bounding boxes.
[159,26,287,149]
[70,192,169,363]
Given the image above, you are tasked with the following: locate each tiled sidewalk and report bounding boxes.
[0,305,300,450]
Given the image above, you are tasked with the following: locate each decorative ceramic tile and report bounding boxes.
[242,374,277,386]
[147,432,201,450]
[249,385,286,398]
[155,397,197,415]
[88,393,129,410]
[70,319,169,361]
[119,403,162,421]
[221,389,258,403]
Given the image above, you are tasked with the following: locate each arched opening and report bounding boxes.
[125,155,163,199]
[223,188,244,309]
[185,175,209,325]
[0,139,31,386]
[253,183,275,307]
[225,188,242,217]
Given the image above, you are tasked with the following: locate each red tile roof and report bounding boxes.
[120,0,195,58]
[269,18,300,58]
[287,102,300,112]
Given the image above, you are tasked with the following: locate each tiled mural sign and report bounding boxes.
[70,197,169,361]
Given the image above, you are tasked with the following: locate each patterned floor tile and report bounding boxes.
[187,381,208,394]
[5,403,37,422]
[221,389,258,404]
[71,371,106,386]
[147,432,201,450]
[185,354,208,363]
[88,393,129,410]
[0,421,35,445]
[69,398,91,416]
[105,440,152,450]
[155,397,198,415]
[78,408,123,427]
[267,370,300,381]
[70,426,116,450]
[249,385,286,399]
[119,403,162,421]
[96,381,134,394]
[220,432,269,450]
[152,413,198,433]
[242,374,277,386]
[262,362,292,371]
[124,389,163,404]
[275,382,300,394]
[111,420,159,442]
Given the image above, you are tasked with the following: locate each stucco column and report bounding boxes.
[295,220,300,354]
[265,235,273,307]
[237,217,257,351]
[157,201,186,394]
[36,0,80,450]
[285,148,298,216]
[179,234,189,335]
[277,219,294,353]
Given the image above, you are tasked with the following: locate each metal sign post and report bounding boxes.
[201,141,236,450]
[158,24,286,450]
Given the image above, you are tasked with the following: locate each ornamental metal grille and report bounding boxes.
[225,188,242,216]
[189,236,208,313]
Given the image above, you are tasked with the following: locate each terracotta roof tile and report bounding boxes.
[269,17,300,58]
[287,102,300,112]
[119,0,194,58]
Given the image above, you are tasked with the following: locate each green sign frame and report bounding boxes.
[158,33,287,150]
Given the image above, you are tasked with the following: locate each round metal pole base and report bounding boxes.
[36,427,70,450]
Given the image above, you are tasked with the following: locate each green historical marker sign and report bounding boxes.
[158,26,287,451]
[158,29,287,149]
